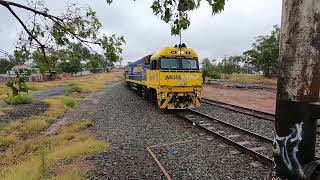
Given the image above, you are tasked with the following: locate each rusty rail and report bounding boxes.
[175,109,274,166]
[201,98,275,121]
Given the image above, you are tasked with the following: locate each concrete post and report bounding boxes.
[273,0,320,179]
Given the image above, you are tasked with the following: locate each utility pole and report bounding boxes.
[272,0,320,179]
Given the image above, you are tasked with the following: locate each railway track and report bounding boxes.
[201,98,275,121]
[175,109,274,166]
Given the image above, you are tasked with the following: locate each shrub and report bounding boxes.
[60,119,93,133]
[67,84,82,94]
[208,70,221,79]
[0,134,18,147]
[0,122,7,130]
[23,119,48,133]
[5,94,32,105]
[61,96,76,107]
[5,69,31,96]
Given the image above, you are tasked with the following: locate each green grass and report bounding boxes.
[0,134,18,148]
[208,74,277,85]
[5,94,32,105]
[0,122,7,130]
[0,72,124,179]
[67,84,82,94]
[23,119,49,133]
[0,120,109,180]
[60,96,76,107]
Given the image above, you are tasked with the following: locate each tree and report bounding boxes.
[89,54,101,73]
[101,34,125,65]
[5,69,31,96]
[32,48,60,76]
[0,0,125,75]
[67,43,88,74]
[239,63,257,74]
[96,54,110,71]
[217,56,241,75]
[272,1,320,179]
[201,58,221,83]
[243,25,280,78]
[0,58,14,74]
[10,44,30,65]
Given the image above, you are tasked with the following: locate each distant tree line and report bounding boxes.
[202,25,280,81]
[0,43,117,75]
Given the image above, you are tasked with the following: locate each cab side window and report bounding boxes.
[151,60,158,70]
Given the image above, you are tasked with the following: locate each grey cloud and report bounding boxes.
[0,0,281,64]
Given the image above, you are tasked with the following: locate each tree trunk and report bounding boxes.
[202,73,206,84]
[272,0,320,179]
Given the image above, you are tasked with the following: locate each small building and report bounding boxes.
[12,64,31,71]
[115,64,123,69]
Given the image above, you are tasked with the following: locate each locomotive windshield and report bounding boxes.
[160,58,180,69]
[160,58,199,70]
[182,59,198,69]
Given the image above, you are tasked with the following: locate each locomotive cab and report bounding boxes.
[148,46,203,109]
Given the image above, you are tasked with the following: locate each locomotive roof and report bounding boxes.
[150,47,198,61]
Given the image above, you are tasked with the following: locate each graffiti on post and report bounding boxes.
[273,122,304,179]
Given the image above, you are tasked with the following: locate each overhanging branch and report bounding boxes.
[0,0,103,62]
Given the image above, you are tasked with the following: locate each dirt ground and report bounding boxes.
[202,84,276,113]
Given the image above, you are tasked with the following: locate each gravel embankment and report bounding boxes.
[197,103,275,139]
[0,87,66,122]
[87,82,271,179]
[151,141,268,179]
[199,102,320,157]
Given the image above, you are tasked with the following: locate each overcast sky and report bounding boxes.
[0,0,282,64]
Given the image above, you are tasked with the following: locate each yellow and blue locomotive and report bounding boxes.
[125,44,202,109]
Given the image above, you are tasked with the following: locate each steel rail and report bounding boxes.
[201,98,275,121]
[175,109,274,166]
[147,146,173,180]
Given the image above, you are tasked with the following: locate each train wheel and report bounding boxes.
[149,89,157,105]
[137,85,142,96]
[125,82,131,88]
[142,87,147,98]
[147,89,154,102]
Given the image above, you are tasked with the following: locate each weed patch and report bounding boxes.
[30,71,123,93]
[5,94,32,105]
[60,96,76,107]
[0,95,75,149]
[210,74,277,85]
[60,119,93,133]
[0,120,108,180]
[23,119,49,133]
[0,134,18,148]
[0,72,121,179]
[0,107,12,116]
[67,84,82,94]
[0,122,7,130]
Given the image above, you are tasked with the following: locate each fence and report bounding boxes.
[0,74,43,83]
